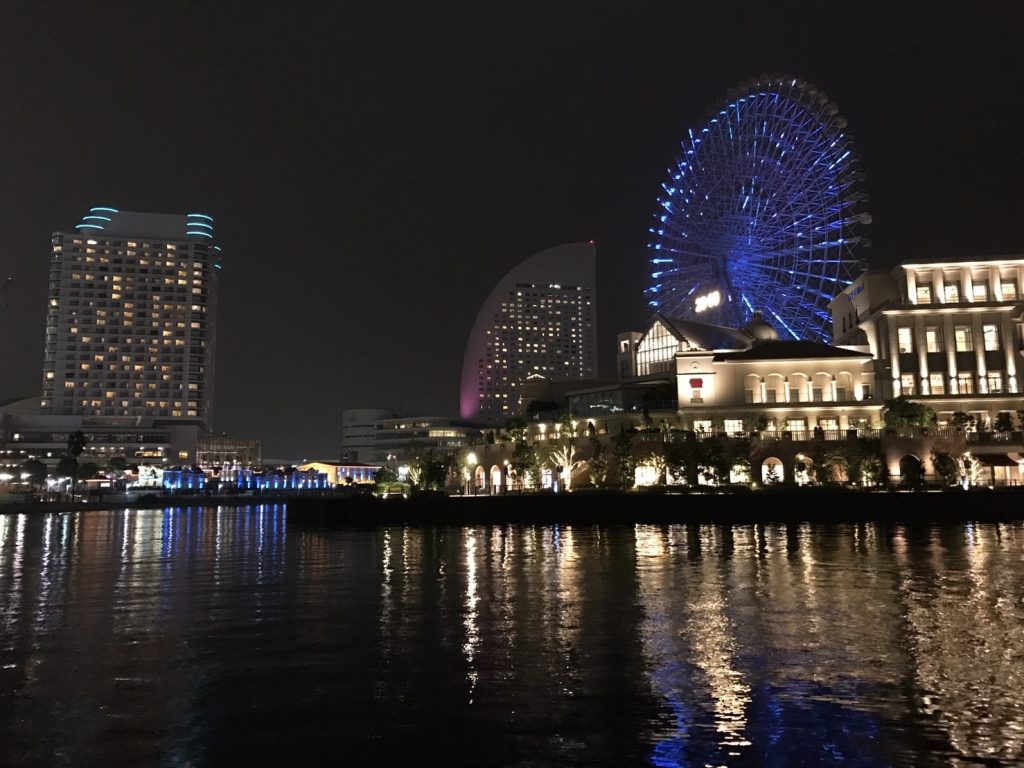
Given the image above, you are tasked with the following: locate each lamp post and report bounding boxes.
[502,459,509,494]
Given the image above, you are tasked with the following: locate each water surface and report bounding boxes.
[2,506,1023,766]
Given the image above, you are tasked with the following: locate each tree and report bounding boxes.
[19,459,47,489]
[931,451,960,487]
[845,438,886,486]
[374,466,397,485]
[405,464,423,488]
[950,411,975,431]
[107,455,128,473]
[701,436,750,485]
[65,430,89,499]
[548,442,581,490]
[55,457,78,480]
[485,430,496,445]
[586,439,609,487]
[413,450,450,491]
[899,455,925,489]
[78,462,99,481]
[547,414,582,489]
[994,411,1014,434]
[636,448,667,485]
[665,431,701,486]
[612,429,637,489]
[511,439,541,490]
[504,418,528,443]
[882,397,937,428]
[67,430,88,458]
[820,448,851,485]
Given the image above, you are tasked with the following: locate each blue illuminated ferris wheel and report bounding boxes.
[646,75,871,343]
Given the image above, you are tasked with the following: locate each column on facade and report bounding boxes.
[963,269,975,305]
[887,319,901,394]
[830,375,837,402]
[1002,312,1018,393]
[915,314,929,394]
[990,269,1001,301]
[784,377,791,403]
[943,314,958,394]
[759,377,767,403]
[907,269,918,304]
[972,313,987,393]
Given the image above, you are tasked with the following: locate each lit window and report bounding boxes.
[956,373,974,394]
[916,283,932,303]
[982,324,1000,351]
[986,371,1003,393]
[899,374,915,395]
[925,327,942,353]
[943,281,960,303]
[724,419,744,435]
[972,282,989,302]
[954,326,973,352]
[897,327,914,353]
[1000,280,1018,301]
[928,373,944,395]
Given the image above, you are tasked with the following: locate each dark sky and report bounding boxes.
[1,2,1022,457]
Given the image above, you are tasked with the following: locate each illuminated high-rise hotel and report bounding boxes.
[41,208,221,429]
[460,242,597,422]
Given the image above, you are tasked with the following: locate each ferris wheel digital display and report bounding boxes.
[646,75,871,342]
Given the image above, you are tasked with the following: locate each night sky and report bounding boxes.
[1,2,1021,458]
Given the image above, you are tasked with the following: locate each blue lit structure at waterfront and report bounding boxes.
[647,75,871,343]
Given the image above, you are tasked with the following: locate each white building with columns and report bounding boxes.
[831,254,1023,429]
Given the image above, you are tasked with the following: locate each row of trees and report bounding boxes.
[482,415,890,491]
[883,397,1024,433]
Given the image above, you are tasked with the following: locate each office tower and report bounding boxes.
[41,207,221,429]
[460,242,597,422]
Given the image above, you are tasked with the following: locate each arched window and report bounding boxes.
[761,457,784,484]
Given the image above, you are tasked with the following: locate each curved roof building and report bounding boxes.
[460,242,597,422]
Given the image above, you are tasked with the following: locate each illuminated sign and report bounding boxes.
[695,290,721,313]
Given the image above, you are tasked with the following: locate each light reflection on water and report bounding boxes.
[1,508,1024,766]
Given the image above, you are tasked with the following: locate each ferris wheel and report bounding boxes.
[646,75,871,343]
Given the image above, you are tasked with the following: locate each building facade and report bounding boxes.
[341,408,396,463]
[1,396,204,470]
[460,242,597,423]
[461,254,1024,490]
[372,416,485,466]
[41,208,221,429]
[196,434,263,469]
[832,254,1023,428]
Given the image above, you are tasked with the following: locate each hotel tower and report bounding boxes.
[41,208,221,430]
[460,242,597,422]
